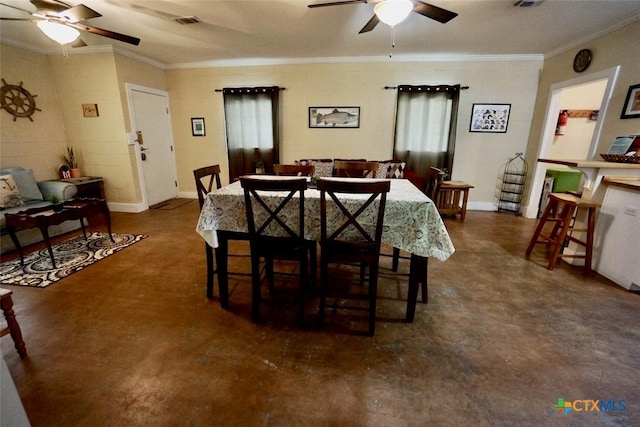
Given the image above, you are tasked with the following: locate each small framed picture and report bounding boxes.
[469,103,511,133]
[620,83,640,119]
[191,117,205,136]
[309,107,360,128]
[82,103,99,117]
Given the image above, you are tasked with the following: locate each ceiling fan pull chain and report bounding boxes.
[389,27,397,58]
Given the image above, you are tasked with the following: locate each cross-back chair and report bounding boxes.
[333,161,379,178]
[193,165,250,300]
[317,178,390,336]
[240,176,317,325]
[274,164,316,177]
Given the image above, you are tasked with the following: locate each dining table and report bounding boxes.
[195,176,455,322]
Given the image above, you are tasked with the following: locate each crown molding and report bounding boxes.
[544,13,640,59]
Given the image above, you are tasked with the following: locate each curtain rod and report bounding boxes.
[384,85,469,90]
[214,87,286,92]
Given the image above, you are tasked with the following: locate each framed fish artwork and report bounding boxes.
[309,107,360,128]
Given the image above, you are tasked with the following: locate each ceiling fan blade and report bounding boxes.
[66,22,141,45]
[60,4,101,23]
[308,0,365,8]
[0,2,35,15]
[358,14,379,33]
[412,1,458,23]
[30,0,71,14]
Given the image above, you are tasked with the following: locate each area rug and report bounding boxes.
[0,232,147,288]
[150,198,194,210]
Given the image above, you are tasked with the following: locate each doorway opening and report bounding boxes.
[524,66,620,218]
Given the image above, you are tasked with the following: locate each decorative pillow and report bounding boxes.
[386,162,406,179]
[11,169,44,201]
[375,162,390,179]
[297,159,334,177]
[0,174,24,208]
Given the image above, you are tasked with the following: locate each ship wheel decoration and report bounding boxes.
[0,78,41,122]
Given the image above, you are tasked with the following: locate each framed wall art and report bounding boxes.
[470,103,511,133]
[620,83,640,119]
[309,107,360,128]
[191,117,205,136]
[82,103,99,117]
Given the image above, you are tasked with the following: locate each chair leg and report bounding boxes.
[319,257,328,330]
[368,264,378,336]
[1,292,27,358]
[250,253,262,323]
[547,205,576,270]
[392,247,400,272]
[299,255,308,326]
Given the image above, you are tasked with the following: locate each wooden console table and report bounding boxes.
[58,177,105,200]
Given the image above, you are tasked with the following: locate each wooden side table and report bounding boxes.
[1,288,27,358]
[437,181,474,221]
[59,177,105,200]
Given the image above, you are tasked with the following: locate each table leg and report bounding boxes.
[38,225,56,268]
[100,201,115,243]
[79,218,88,240]
[406,254,429,323]
[205,242,215,299]
[215,231,230,309]
[7,227,25,268]
[0,292,27,358]
[460,189,470,221]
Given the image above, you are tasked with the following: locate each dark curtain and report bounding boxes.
[392,84,460,181]
[223,86,281,181]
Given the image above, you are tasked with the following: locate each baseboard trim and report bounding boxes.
[107,202,148,213]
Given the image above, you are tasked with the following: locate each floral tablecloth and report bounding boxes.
[196,177,455,261]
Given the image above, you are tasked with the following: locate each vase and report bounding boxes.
[70,168,81,178]
[52,203,64,212]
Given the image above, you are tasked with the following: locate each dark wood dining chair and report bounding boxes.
[274,164,315,176]
[333,161,379,178]
[193,165,250,300]
[425,166,445,201]
[317,178,390,336]
[240,176,317,325]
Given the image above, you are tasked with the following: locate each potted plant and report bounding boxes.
[62,146,81,178]
[48,195,64,212]
[255,159,265,174]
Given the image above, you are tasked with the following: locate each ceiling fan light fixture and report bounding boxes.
[36,20,80,45]
[374,0,413,27]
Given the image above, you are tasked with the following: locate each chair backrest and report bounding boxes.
[274,164,316,177]
[193,165,222,209]
[240,176,307,242]
[317,179,390,261]
[425,167,445,201]
[333,161,379,178]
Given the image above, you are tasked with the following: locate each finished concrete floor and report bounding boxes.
[1,200,638,426]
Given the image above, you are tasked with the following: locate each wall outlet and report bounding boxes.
[623,206,638,217]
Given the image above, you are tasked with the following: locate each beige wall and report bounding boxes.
[0,44,68,181]
[549,79,607,160]
[4,21,636,212]
[0,44,171,207]
[524,21,640,210]
[167,59,542,208]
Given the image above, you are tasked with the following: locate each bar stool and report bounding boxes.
[437,181,474,221]
[525,193,601,272]
[1,288,27,358]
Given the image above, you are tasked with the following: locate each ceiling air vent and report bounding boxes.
[514,0,544,6]
[171,16,201,25]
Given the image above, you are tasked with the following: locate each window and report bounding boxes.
[223,86,282,181]
[393,85,461,179]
